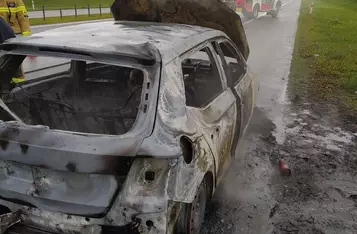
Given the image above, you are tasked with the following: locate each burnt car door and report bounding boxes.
[214,39,253,139]
[181,43,237,179]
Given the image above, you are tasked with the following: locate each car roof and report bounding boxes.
[5,21,227,63]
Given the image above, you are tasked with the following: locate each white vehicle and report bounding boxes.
[236,0,282,18]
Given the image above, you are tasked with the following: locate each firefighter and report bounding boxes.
[0,0,31,36]
[0,16,25,84]
[0,0,31,83]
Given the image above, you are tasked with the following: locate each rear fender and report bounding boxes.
[106,158,171,225]
[166,137,216,203]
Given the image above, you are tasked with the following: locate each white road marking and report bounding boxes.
[282,0,295,8]
[243,13,267,25]
[243,0,295,25]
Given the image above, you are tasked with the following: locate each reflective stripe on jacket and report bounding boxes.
[12,65,25,83]
[0,0,31,35]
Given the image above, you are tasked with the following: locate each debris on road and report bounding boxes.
[279,159,292,177]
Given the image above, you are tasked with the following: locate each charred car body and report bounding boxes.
[0,2,256,234]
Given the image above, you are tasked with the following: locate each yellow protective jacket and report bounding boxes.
[0,0,31,35]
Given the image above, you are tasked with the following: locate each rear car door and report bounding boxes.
[181,43,237,178]
[214,39,253,139]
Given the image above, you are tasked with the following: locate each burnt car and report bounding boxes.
[0,21,257,234]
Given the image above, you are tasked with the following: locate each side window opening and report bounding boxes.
[181,47,223,108]
[219,42,246,86]
[0,54,147,135]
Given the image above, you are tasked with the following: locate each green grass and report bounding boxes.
[24,0,113,10]
[289,0,357,117]
[30,13,112,25]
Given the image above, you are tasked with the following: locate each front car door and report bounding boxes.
[180,42,237,179]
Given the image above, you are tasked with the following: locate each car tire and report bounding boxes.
[252,4,259,19]
[271,2,281,18]
[175,179,208,234]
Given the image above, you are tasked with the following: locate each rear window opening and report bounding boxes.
[1,55,148,135]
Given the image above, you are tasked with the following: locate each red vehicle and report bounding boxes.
[236,0,282,19]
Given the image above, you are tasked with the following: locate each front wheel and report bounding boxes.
[175,179,208,234]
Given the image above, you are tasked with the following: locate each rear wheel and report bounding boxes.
[271,2,281,18]
[175,179,208,234]
[252,4,259,19]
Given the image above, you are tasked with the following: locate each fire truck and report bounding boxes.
[236,0,282,18]
[221,0,236,11]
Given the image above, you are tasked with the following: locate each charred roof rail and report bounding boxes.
[0,44,157,66]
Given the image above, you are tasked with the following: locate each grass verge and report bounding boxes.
[289,0,357,118]
[25,0,113,11]
[30,13,112,26]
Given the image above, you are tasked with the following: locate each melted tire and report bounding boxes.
[175,179,208,234]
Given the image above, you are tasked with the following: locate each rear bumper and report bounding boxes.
[0,206,170,234]
[0,150,210,234]
[6,223,152,234]
[0,158,177,234]
[7,225,54,234]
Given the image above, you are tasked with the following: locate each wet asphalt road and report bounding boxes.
[246,0,298,119]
